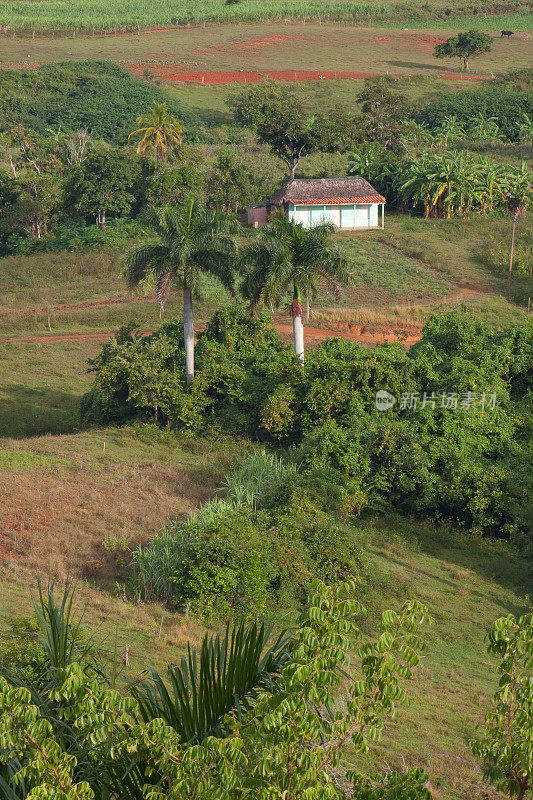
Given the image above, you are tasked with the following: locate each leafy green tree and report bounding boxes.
[128,101,184,168]
[310,103,360,152]
[229,83,318,179]
[356,79,410,150]
[122,200,239,383]
[147,164,205,207]
[10,174,61,240]
[434,30,492,72]
[63,147,142,230]
[471,613,533,800]
[206,150,256,213]
[242,215,351,363]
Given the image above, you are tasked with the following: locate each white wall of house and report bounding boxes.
[287,202,383,229]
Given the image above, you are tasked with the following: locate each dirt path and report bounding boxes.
[126,65,492,84]
[0,321,422,347]
[0,293,166,318]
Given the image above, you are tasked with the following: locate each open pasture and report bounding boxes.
[1,23,532,77]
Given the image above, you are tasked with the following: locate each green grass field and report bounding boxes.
[2,23,532,76]
[0,0,531,36]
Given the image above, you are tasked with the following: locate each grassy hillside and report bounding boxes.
[0,423,530,799]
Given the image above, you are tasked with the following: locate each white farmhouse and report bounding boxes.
[248,177,385,230]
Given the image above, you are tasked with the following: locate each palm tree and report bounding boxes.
[242,215,351,364]
[123,200,239,384]
[128,101,183,168]
[502,161,532,295]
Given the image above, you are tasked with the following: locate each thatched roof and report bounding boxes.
[269,177,385,206]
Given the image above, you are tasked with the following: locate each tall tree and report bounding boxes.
[356,79,410,150]
[128,101,183,168]
[502,161,532,294]
[122,200,239,384]
[242,215,351,364]
[229,83,317,179]
[63,147,142,231]
[206,150,256,213]
[434,30,492,72]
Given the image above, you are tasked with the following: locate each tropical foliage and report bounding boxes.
[122,199,239,382]
[82,307,533,540]
[0,579,433,800]
[128,101,184,168]
[471,613,533,800]
[348,144,532,219]
[242,214,352,362]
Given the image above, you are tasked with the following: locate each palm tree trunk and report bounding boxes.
[291,284,304,365]
[304,293,310,325]
[183,287,194,384]
[508,214,518,295]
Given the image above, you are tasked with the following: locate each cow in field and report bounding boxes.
[501,30,514,37]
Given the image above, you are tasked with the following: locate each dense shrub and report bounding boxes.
[0,61,199,145]
[84,308,533,538]
[131,492,361,618]
[416,86,533,142]
[3,217,145,255]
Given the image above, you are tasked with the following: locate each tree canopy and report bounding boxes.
[434,30,493,71]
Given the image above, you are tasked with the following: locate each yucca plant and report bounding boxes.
[132,620,291,744]
[31,581,98,684]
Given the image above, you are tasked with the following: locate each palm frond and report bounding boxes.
[132,620,291,744]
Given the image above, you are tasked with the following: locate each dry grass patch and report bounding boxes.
[0,426,247,589]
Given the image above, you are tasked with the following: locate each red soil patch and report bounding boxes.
[127,65,493,84]
[127,66,387,83]
[0,321,422,347]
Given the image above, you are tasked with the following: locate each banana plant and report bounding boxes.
[517,111,533,144]
[469,113,502,143]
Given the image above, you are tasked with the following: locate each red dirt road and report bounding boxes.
[126,65,493,83]
[0,322,421,347]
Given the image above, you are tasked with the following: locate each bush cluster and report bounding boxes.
[84,308,532,541]
[131,459,364,619]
